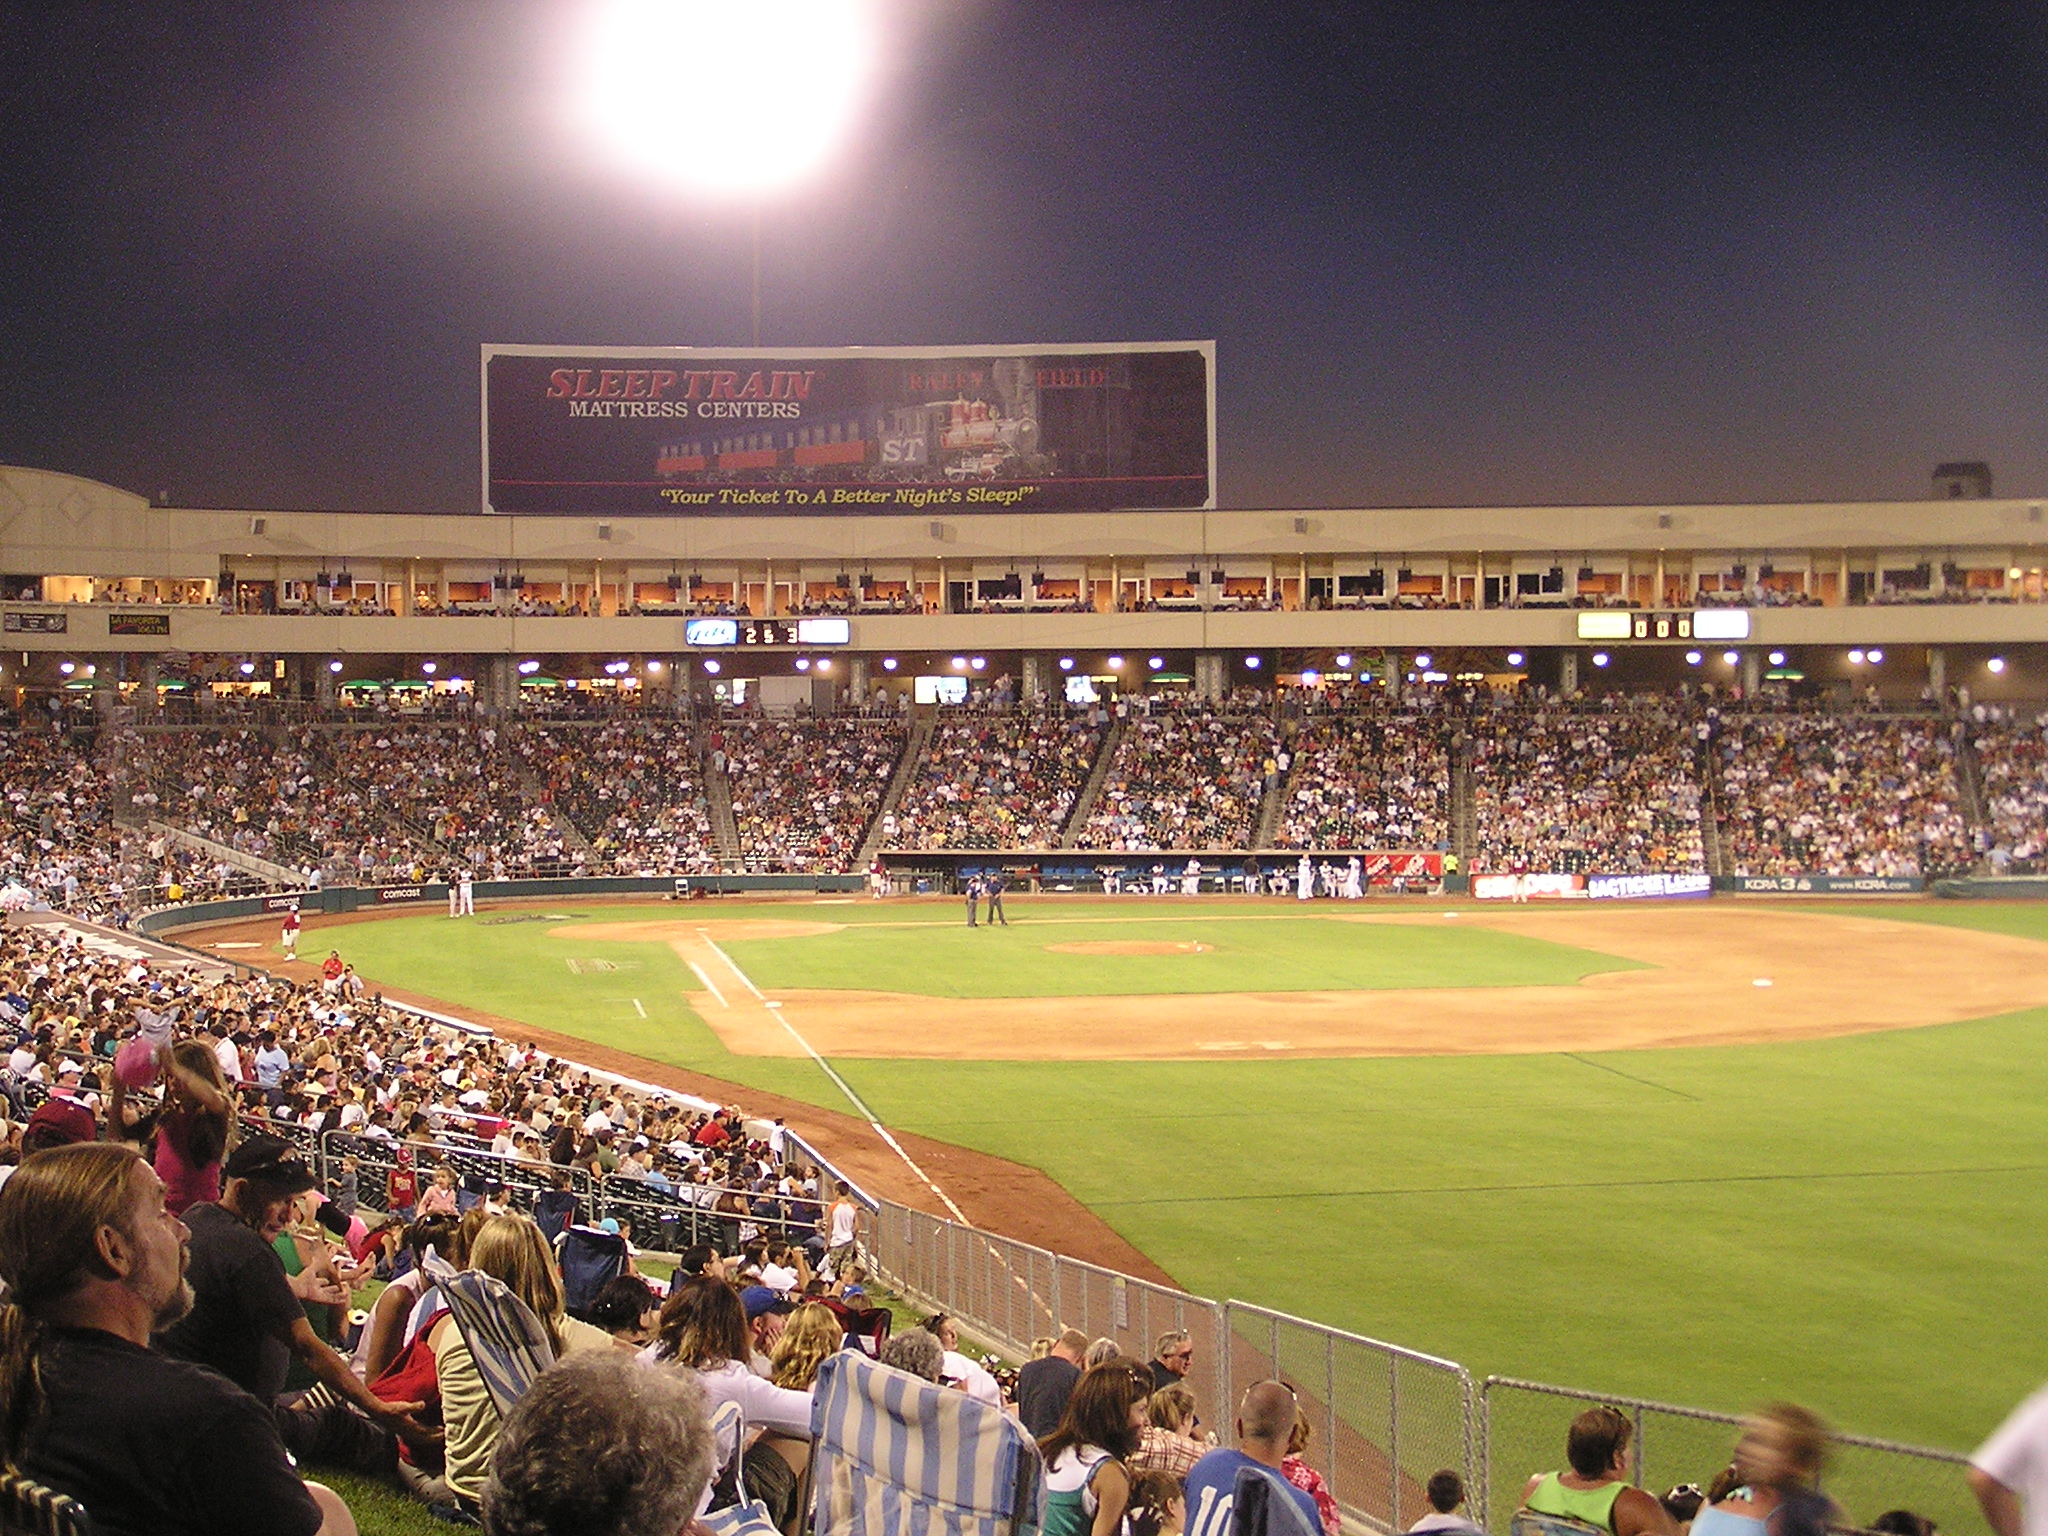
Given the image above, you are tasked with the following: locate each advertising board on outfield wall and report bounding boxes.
[1471,873,1585,900]
[482,342,1216,515]
[1719,873,1923,894]
[1586,873,1712,900]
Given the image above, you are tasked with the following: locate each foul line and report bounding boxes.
[697,929,969,1223]
[686,961,728,1009]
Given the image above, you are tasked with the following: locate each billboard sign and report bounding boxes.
[482,342,1215,515]
[1587,872,1712,900]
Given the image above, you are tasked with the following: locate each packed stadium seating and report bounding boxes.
[1714,714,1973,878]
[721,716,907,870]
[1965,711,2048,873]
[1273,713,1449,850]
[885,711,1104,849]
[1470,700,1707,874]
[1075,699,1279,850]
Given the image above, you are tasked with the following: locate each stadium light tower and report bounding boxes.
[577,0,879,345]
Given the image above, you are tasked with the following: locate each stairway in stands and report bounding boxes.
[1059,717,1126,848]
[852,712,934,866]
[1251,723,1301,848]
[1696,740,1728,877]
[698,724,742,864]
[1954,723,1990,834]
[1449,729,1476,868]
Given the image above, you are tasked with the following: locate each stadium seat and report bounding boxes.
[1230,1464,1324,1536]
[808,1351,1043,1536]
[1511,1509,1612,1536]
[0,1469,93,1536]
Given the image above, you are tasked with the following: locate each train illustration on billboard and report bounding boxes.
[483,343,1213,515]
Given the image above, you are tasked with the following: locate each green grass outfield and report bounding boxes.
[327,897,2048,1458]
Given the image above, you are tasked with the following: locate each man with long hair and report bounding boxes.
[0,1141,354,1534]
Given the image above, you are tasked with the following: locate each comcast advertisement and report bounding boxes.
[482,342,1215,515]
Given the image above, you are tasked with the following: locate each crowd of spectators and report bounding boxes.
[322,723,587,877]
[1076,700,1279,850]
[886,712,1105,849]
[722,717,906,871]
[509,722,719,875]
[1273,715,1449,850]
[1716,715,1973,878]
[1970,709,2048,873]
[1470,701,1706,874]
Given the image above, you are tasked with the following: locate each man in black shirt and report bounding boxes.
[156,1133,431,1468]
[0,1141,341,1535]
[1014,1326,1088,1438]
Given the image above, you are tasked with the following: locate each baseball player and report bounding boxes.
[447,871,459,919]
[1296,853,1313,901]
[280,903,301,960]
[457,867,475,916]
[1344,856,1364,900]
[964,872,981,927]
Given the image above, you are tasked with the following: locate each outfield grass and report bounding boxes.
[329,897,2048,1457]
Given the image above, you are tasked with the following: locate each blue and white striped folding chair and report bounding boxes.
[432,1267,557,1422]
[1229,1465,1323,1536]
[809,1350,1044,1536]
[703,1500,782,1536]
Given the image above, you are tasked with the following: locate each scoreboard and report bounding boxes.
[682,617,850,648]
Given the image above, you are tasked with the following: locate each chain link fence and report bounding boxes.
[1479,1379,1981,1536]
[857,1197,1984,1536]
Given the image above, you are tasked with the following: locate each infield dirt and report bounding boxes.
[589,903,2048,1061]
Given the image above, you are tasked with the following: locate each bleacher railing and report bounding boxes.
[854,1192,1983,1536]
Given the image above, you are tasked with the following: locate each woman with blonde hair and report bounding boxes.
[1129,1380,1207,1482]
[1690,1404,1836,1536]
[425,1214,610,1516]
[769,1300,844,1391]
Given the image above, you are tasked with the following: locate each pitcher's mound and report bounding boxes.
[1045,940,1213,956]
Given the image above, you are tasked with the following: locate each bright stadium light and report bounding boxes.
[57,661,74,675]
[816,658,831,672]
[422,661,437,675]
[1721,651,1739,666]
[1768,651,1785,666]
[970,656,986,671]
[1591,652,1609,667]
[1107,655,1124,670]
[702,658,721,674]
[1244,655,1261,669]
[1147,656,1164,670]
[1848,649,1864,664]
[1685,651,1702,665]
[795,657,811,671]
[1867,648,1883,664]
[950,656,967,671]
[240,661,255,676]
[1506,651,1524,667]
[1334,653,1352,668]
[328,659,344,673]
[1413,653,1431,669]
[578,1,878,197]
[1057,657,1074,671]
[1988,656,2007,673]
[881,657,898,671]
[518,659,541,674]
[646,659,663,673]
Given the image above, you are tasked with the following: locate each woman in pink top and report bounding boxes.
[153,1039,234,1215]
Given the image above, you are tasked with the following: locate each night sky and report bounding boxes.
[3,2,2044,514]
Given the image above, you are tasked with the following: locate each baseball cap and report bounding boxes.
[23,1099,97,1147]
[842,1285,865,1300]
[224,1134,318,1194]
[740,1285,795,1319]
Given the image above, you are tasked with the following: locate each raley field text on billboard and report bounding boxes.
[481,342,1215,515]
